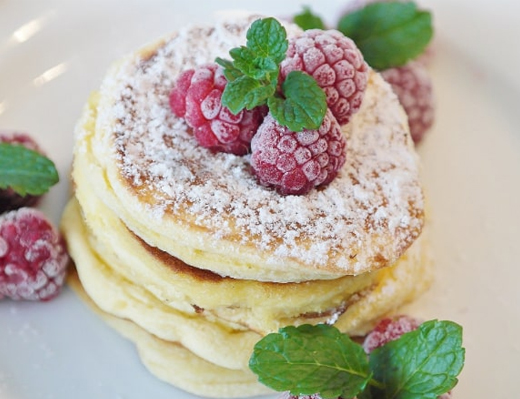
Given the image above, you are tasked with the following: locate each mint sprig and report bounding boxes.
[369,320,465,399]
[249,321,464,399]
[268,71,327,131]
[0,143,59,196]
[294,6,325,30]
[216,18,327,132]
[337,1,433,70]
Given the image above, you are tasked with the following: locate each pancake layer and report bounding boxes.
[73,14,425,282]
[62,198,431,372]
[67,271,272,398]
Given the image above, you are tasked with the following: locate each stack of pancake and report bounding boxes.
[61,13,432,398]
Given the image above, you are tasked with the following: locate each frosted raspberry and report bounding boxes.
[0,208,69,301]
[251,110,346,195]
[0,132,44,213]
[380,61,434,144]
[280,29,369,125]
[363,315,421,354]
[169,64,265,155]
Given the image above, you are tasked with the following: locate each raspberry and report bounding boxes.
[0,208,69,301]
[169,64,265,155]
[0,132,44,213]
[380,61,434,144]
[280,29,369,125]
[363,315,421,354]
[251,110,346,195]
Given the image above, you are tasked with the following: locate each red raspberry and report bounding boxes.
[363,315,421,354]
[251,110,346,195]
[380,61,434,144]
[0,208,69,301]
[0,132,44,213]
[169,64,265,155]
[280,29,369,125]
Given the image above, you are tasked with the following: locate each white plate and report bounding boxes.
[1,1,519,398]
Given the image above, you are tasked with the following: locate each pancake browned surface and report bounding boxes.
[62,13,431,398]
[74,14,424,283]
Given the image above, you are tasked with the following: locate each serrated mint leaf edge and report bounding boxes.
[368,320,465,399]
[268,71,327,132]
[215,57,243,82]
[0,143,59,196]
[221,76,262,114]
[246,17,288,64]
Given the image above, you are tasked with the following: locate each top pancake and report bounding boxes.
[76,14,424,282]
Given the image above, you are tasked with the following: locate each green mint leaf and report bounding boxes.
[368,320,465,399]
[249,324,372,399]
[215,57,243,82]
[294,6,325,30]
[246,17,288,64]
[267,71,327,132]
[221,75,276,114]
[229,47,278,80]
[337,2,433,70]
[0,143,59,196]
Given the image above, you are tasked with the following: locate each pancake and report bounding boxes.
[72,158,379,333]
[67,270,272,398]
[61,197,431,371]
[61,12,432,398]
[72,13,425,283]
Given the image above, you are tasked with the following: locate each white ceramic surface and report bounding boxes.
[1,1,519,398]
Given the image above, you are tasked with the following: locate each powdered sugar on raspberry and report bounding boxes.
[381,61,434,144]
[91,15,424,275]
[280,29,369,125]
[251,109,346,195]
[363,315,421,353]
[0,208,68,301]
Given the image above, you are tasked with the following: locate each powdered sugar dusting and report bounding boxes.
[95,15,424,274]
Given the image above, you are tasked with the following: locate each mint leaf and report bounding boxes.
[294,6,325,30]
[222,75,276,113]
[338,2,433,70]
[215,57,243,82]
[267,71,327,132]
[229,47,278,80]
[0,143,59,196]
[368,320,465,399]
[249,324,372,399]
[217,17,326,130]
[246,17,288,64]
